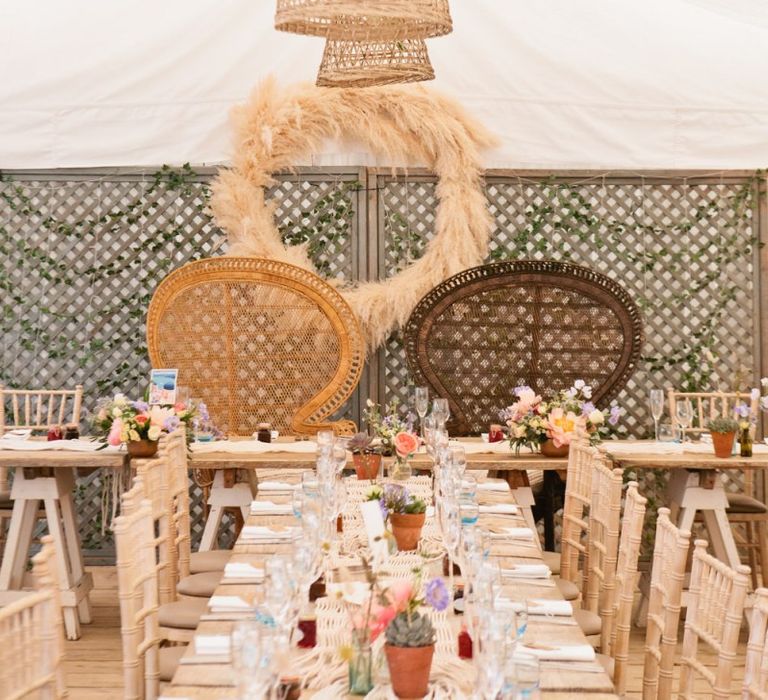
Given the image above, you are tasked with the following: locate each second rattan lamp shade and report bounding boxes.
[275,0,452,41]
[316,38,435,87]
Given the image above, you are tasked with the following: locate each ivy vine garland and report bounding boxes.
[210,78,497,350]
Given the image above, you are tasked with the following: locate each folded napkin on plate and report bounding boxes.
[194,634,231,655]
[240,525,297,541]
[515,642,595,662]
[0,439,119,452]
[477,481,510,492]
[249,500,294,516]
[1,429,31,441]
[223,562,264,579]
[490,527,535,541]
[258,481,298,491]
[191,440,318,454]
[479,504,518,515]
[501,564,551,579]
[207,596,252,613]
[526,599,573,616]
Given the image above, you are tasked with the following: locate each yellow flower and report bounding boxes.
[339,644,354,662]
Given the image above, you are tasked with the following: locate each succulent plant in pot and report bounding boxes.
[705,416,739,458]
[367,484,428,551]
[348,432,380,480]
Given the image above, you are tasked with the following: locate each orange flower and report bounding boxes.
[394,431,419,458]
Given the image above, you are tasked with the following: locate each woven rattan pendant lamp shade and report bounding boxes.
[316,37,435,87]
[275,0,452,41]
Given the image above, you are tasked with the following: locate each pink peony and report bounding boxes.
[387,580,413,612]
[545,408,586,448]
[394,431,419,458]
[368,602,397,640]
[107,418,123,446]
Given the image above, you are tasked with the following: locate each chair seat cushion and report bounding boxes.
[726,493,767,514]
[158,598,208,630]
[159,645,187,682]
[596,653,614,679]
[555,577,579,601]
[189,550,231,574]
[177,571,221,598]
[542,550,561,575]
[573,608,602,637]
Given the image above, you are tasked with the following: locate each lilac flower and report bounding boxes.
[132,400,149,412]
[163,415,181,432]
[734,403,751,419]
[513,385,533,397]
[197,402,210,421]
[573,380,585,391]
[378,498,389,520]
[582,385,593,399]
[608,405,621,426]
[581,402,596,417]
[424,577,450,611]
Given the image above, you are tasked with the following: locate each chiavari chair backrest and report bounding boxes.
[131,448,174,605]
[668,389,758,437]
[0,384,83,493]
[560,439,596,589]
[678,540,750,699]
[609,481,647,696]
[115,485,161,700]
[164,429,192,581]
[0,538,68,699]
[744,587,768,699]
[642,507,692,700]
[585,456,623,649]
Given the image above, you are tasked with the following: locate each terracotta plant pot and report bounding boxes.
[384,643,434,698]
[711,431,735,458]
[127,439,158,457]
[353,453,381,480]
[540,439,569,458]
[389,512,425,551]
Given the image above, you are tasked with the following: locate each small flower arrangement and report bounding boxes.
[362,398,416,455]
[92,393,206,448]
[499,380,622,453]
[366,483,427,519]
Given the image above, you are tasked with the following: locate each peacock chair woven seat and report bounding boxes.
[403,260,644,437]
[146,256,364,437]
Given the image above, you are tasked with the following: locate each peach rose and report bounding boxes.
[394,431,419,458]
[107,418,123,447]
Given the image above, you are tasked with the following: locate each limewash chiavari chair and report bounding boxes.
[668,388,767,587]
[642,507,692,700]
[678,540,751,699]
[743,587,768,699]
[584,457,624,651]
[606,482,647,696]
[0,536,68,699]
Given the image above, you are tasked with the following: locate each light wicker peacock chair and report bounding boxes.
[146,257,365,548]
[403,259,643,549]
[147,256,364,437]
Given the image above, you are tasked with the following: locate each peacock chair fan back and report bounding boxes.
[146,257,364,436]
[404,260,644,435]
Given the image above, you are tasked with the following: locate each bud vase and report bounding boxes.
[390,456,412,480]
[348,633,373,695]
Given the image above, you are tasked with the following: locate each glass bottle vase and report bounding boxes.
[390,456,412,481]
[348,633,374,695]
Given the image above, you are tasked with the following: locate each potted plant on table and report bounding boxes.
[367,483,427,551]
[706,416,739,458]
[348,432,381,480]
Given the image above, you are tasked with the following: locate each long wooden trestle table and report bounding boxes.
[162,476,620,698]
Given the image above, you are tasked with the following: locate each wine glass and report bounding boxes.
[414,387,429,437]
[432,398,450,426]
[675,399,693,443]
[449,444,467,476]
[649,389,665,441]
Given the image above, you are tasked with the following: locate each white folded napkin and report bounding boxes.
[601,441,683,455]
[240,525,297,541]
[258,481,298,491]
[477,481,510,492]
[479,504,518,515]
[191,440,318,454]
[501,564,551,579]
[490,527,535,541]
[526,599,573,616]
[194,634,231,655]
[452,441,514,454]
[223,562,264,580]
[0,439,120,452]
[1,429,31,441]
[207,596,252,613]
[249,500,294,516]
[515,642,595,662]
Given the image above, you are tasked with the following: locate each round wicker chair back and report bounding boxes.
[404,260,643,435]
[147,257,364,436]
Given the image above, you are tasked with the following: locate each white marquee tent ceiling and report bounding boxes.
[1,0,767,169]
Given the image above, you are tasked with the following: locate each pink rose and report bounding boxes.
[107,418,123,446]
[394,431,419,458]
[174,402,186,413]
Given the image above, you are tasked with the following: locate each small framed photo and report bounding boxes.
[149,368,178,405]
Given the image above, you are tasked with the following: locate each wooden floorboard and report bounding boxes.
[64,566,750,698]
